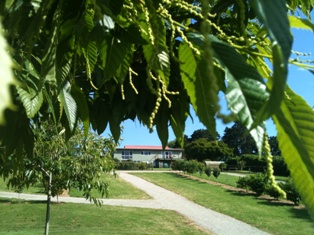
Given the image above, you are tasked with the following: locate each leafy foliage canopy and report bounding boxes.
[0,0,314,218]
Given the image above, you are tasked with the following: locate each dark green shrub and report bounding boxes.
[185,160,200,174]
[219,163,227,171]
[171,159,186,171]
[204,166,211,178]
[272,156,289,176]
[240,154,267,172]
[236,174,268,196]
[197,163,205,175]
[172,160,205,175]
[138,162,147,170]
[115,161,150,170]
[237,160,246,171]
[266,185,282,200]
[247,174,268,196]
[225,157,239,170]
[213,168,220,179]
[278,178,301,205]
[236,177,250,191]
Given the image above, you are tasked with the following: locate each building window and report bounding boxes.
[141,151,151,155]
[163,151,172,159]
[122,151,133,160]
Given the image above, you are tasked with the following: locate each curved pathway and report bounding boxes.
[0,172,270,235]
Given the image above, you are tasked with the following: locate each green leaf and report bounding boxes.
[273,86,314,219]
[58,81,77,131]
[224,71,266,155]
[103,15,115,29]
[116,44,134,84]
[42,89,58,124]
[22,0,54,53]
[91,97,109,134]
[179,43,216,136]
[170,114,186,148]
[194,34,268,154]
[169,90,189,148]
[41,26,58,84]
[116,25,148,45]
[101,37,132,83]
[288,15,314,32]
[142,15,170,86]
[17,87,44,118]
[109,99,125,143]
[155,101,169,149]
[249,0,293,123]
[0,22,16,124]
[15,58,44,119]
[83,40,98,80]
[71,84,89,137]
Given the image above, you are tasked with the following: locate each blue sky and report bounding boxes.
[103,27,314,148]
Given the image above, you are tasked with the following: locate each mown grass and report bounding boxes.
[151,167,173,171]
[0,179,45,194]
[274,175,289,182]
[132,172,314,235]
[0,174,149,199]
[190,172,240,187]
[0,198,211,235]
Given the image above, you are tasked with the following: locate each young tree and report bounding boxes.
[213,168,221,180]
[1,120,116,235]
[0,0,313,219]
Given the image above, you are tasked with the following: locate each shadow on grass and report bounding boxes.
[226,189,256,197]
[287,207,314,224]
[180,174,313,219]
[257,197,295,207]
[227,190,313,222]
[171,173,213,186]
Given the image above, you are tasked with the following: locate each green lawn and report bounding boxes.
[151,167,173,171]
[0,198,211,235]
[0,179,45,194]
[0,174,149,199]
[190,172,240,187]
[132,172,314,235]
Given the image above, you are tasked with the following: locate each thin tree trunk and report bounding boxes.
[44,172,52,235]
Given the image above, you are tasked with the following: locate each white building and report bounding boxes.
[114,145,184,168]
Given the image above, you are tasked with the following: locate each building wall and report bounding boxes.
[114,148,183,162]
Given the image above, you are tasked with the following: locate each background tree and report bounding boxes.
[185,138,233,161]
[189,129,220,143]
[168,135,189,148]
[268,136,281,156]
[222,123,257,156]
[0,0,313,218]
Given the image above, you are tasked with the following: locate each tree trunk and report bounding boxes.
[44,172,52,235]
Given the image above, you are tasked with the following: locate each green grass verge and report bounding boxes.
[191,171,288,186]
[190,172,240,187]
[0,198,211,235]
[132,172,314,235]
[222,171,289,182]
[274,175,289,182]
[0,179,45,194]
[151,168,173,171]
[0,174,149,199]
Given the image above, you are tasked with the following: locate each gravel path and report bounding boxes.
[0,172,270,235]
[118,172,270,235]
